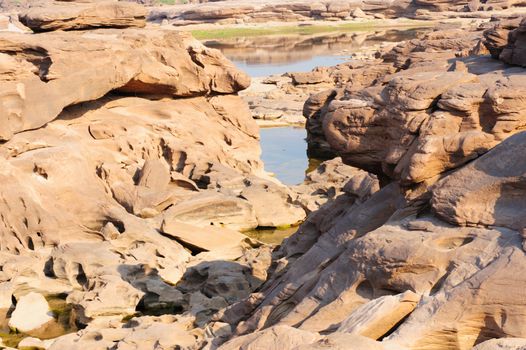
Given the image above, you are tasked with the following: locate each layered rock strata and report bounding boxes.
[211,18,526,350]
[150,0,526,26]
[1,2,526,350]
[18,1,148,32]
[0,2,308,349]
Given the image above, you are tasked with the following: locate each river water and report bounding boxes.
[205,28,427,185]
[203,28,426,77]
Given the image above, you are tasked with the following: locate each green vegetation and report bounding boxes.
[0,331,25,348]
[191,20,435,40]
[47,295,76,337]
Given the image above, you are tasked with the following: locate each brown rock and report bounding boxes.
[432,131,526,231]
[500,18,526,67]
[218,325,320,350]
[19,1,147,32]
[483,18,523,59]
[161,219,249,252]
[337,291,420,339]
[0,28,250,141]
[162,192,258,232]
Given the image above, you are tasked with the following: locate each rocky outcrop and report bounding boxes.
[293,157,380,213]
[219,169,526,350]
[482,17,523,58]
[1,2,526,350]
[8,292,54,333]
[19,1,148,32]
[150,0,526,26]
[0,28,250,141]
[301,26,526,183]
[0,3,309,349]
[432,131,526,231]
[500,18,526,66]
[472,338,526,350]
[208,17,526,350]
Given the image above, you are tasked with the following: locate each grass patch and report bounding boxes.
[191,20,435,40]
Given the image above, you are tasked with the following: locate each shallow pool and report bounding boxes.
[259,126,316,185]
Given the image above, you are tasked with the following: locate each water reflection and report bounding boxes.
[204,28,429,76]
[245,226,298,245]
[260,126,317,186]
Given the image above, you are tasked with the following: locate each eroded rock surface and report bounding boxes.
[209,16,526,350]
[303,26,526,184]
[19,1,148,32]
[0,28,250,141]
[0,3,306,349]
[149,0,526,26]
[0,2,526,350]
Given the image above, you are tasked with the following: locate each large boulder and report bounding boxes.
[0,28,250,141]
[483,18,523,59]
[19,1,148,32]
[432,131,526,231]
[304,27,526,184]
[218,325,320,350]
[8,292,54,333]
[500,18,526,67]
[162,192,258,232]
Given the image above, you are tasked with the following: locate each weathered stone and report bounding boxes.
[500,18,526,67]
[241,180,306,228]
[217,325,320,350]
[19,2,147,32]
[293,157,380,213]
[18,337,54,349]
[472,338,526,350]
[432,131,526,231]
[161,219,249,251]
[162,192,258,232]
[0,28,250,141]
[337,291,420,339]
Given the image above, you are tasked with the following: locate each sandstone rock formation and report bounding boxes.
[1,1,526,349]
[303,26,526,183]
[149,0,526,26]
[0,27,250,141]
[500,17,526,66]
[19,1,148,32]
[208,17,526,350]
[0,2,307,348]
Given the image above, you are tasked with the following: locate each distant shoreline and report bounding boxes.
[177,18,454,39]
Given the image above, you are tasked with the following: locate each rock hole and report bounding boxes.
[44,258,55,278]
[33,164,48,180]
[136,293,185,316]
[356,280,374,300]
[378,309,415,341]
[110,220,125,234]
[75,264,88,289]
[433,236,474,250]
[27,236,34,250]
